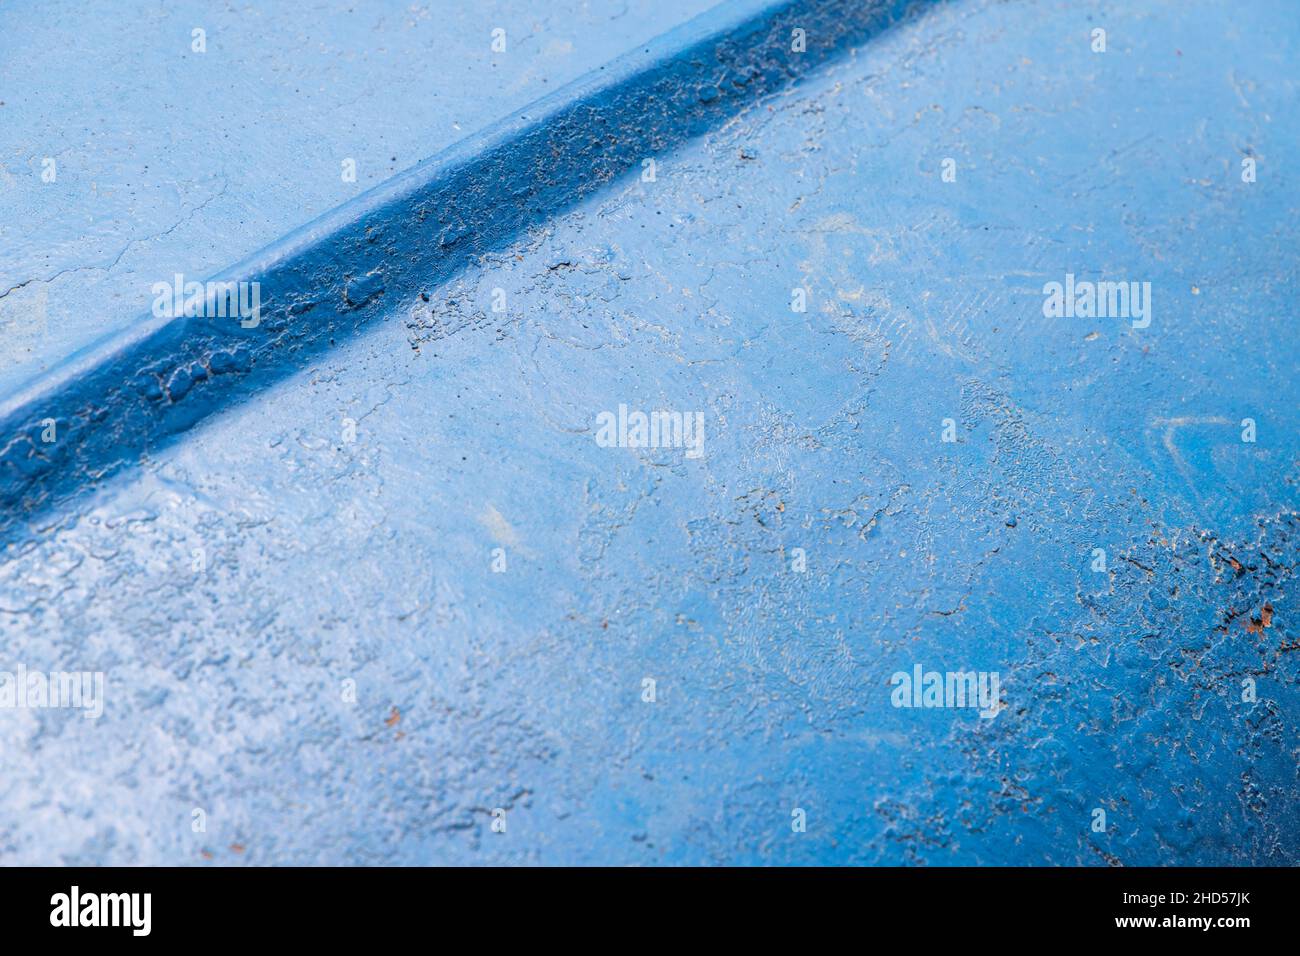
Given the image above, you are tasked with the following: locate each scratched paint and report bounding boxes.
[0,0,1296,865]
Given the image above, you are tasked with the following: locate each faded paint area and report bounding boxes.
[0,0,1297,864]
[0,0,717,393]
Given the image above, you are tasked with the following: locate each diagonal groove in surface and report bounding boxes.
[0,0,936,546]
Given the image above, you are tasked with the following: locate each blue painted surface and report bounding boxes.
[0,0,1297,865]
[0,0,717,394]
[0,0,920,542]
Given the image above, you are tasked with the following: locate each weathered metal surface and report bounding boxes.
[0,0,722,394]
[0,0,722,390]
[0,0,921,541]
[0,0,1296,865]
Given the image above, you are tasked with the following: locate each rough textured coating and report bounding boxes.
[0,0,719,394]
[0,0,1296,865]
[0,0,922,542]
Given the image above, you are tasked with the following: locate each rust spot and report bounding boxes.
[200,849,213,860]
[1246,603,1275,635]
[386,706,401,727]
[230,843,245,854]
